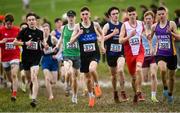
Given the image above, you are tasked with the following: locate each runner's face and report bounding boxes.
[81,10,90,23]
[127,11,137,21]
[67,16,76,24]
[55,20,62,28]
[5,21,13,29]
[110,9,119,22]
[43,26,50,36]
[144,15,153,25]
[27,16,37,28]
[157,10,167,22]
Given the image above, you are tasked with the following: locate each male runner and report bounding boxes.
[142,11,158,102]
[103,6,128,103]
[0,14,20,101]
[56,10,80,104]
[150,7,179,104]
[14,12,44,107]
[70,6,105,107]
[119,6,145,104]
[41,23,58,100]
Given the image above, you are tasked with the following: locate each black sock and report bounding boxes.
[164,86,168,90]
[168,92,172,96]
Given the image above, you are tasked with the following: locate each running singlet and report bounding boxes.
[155,21,176,56]
[78,22,100,57]
[16,27,43,59]
[124,20,144,56]
[105,21,123,56]
[142,34,157,56]
[0,26,20,62]
[55,29,61,39]
[62,25,80,57]
[43,36,56,55]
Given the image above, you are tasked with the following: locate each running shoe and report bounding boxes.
[30,99,37,108]
[113,91,119,103]
[151,96,159,103]
[94,84,102,98]
[72,96,78,104]
[11,91,17,102]
[167,95,173,104]
[120,91,129,102]
[138,92,145,101]
[89,95,95,108]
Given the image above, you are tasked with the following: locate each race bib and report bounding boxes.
[83,43,96,52]
[145,48,150,56]
[26,41,38,50]
[110,44,122,52]
[5,42,15,50]
[129,36,140,55]
[67,42,78,49]
[159,39,170,49]
[44,47,53,54]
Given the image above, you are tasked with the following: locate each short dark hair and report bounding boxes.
[107,6,120,15]
[20,22,28,27]
[5,14,14,22]
[127,6,136,12]
[54,18,61,23]
[26,12,37,19]
[80,6,90,12]
[157,7,166,11]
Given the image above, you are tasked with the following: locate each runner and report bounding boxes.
[142,11,158,102]
[51,18,64,83]
[103,6,128,103]
[70,6,105,107]
[0,14,20,101]
[13,12,44,107]
[19,22,28,92]
[150,7,179,104]
[41,23,58,100]
[56,10,80,104]
[119,6,145,104]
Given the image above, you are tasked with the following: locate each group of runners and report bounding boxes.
[0,5,179,108]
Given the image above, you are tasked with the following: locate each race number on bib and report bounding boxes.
[110,44,122,52]
[44,47,53,54]
[159,39,170,49]
[5,42,15,50]
[26,41,38,50]
[83,43,96,52]
[145,48,150,56]
[67,42,78,49]
[129,36,140,55]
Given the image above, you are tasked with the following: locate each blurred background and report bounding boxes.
[0,0,180,27]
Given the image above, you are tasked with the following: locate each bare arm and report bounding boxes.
[103,23,119,41]
[13,38,24,46]
[119,24,135,43]
[94,22,106,53]
[170,21,180,40]
[70,24,83,44]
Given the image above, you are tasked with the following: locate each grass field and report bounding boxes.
[0,0,180,26]
[0,0,180,112]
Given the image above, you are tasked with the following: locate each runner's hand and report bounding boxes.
[78,29,83,35]
[44,43,49,50]
[112,28,119,35]
[129,30,136,38]
[1,38,7,43]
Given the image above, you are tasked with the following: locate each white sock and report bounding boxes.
[73,94,77,98]
[151,91,156,97]
[88,92,94,97]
